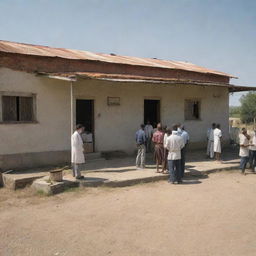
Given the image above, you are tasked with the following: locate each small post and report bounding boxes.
[70,81,74,136]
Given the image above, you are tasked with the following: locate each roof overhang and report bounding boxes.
[0,40,236,78]
[36,72,255,92]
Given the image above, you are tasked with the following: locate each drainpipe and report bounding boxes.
[70,81,74,136]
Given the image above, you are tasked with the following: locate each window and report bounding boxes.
[184,99,200,120]
[2,95,35,122]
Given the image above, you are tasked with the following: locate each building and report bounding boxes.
[0,40,254,170]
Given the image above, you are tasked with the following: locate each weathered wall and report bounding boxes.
[0,68,229,169]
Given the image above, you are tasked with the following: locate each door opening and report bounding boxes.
[76,99,94,152]
[144,99,160,128]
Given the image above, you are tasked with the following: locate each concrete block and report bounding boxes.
[2,172,45,190]
[32,176,79,195]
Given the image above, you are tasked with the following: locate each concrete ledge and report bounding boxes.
[103,175,168,187]
[3,173,46,190]
[72,174,168,188]
[71,166,240,189]
[0,151,70,171]
[0,151,103,171]
[32,176,79,195]
[202,166,240,174]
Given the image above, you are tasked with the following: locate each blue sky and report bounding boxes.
[0,0,255,105]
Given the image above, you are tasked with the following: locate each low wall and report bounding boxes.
[0,151,70,171]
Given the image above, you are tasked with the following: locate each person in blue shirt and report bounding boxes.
[135,124,146,169]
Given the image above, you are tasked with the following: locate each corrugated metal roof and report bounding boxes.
[36,71,253,92]
[0,40,236,78]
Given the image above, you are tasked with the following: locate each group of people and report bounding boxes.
[71,121,256,181]
[239,128,256,174]
[135,122,189,184]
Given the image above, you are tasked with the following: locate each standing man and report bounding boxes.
[180,125,190,178]
[145,120,154,153]
[163,128,172,174]
[207,123,216,159]
[249,130,256,172]
[177,123,182,136]
[239,128,250,175]
[135,124,146,169]
[71,124,85,179]
[166,124,185,184]
[214,124,222,161]
[152,123,165,173]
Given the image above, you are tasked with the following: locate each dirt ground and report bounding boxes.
[1,171,256,256]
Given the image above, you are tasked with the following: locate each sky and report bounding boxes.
[0,0,255,106]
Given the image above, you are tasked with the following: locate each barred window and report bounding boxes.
[2,96,35,122]
[185,99,200,120]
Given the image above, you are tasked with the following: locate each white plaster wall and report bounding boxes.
[0,68,229,156]
[0,68,71,155]
[74,79,229,153]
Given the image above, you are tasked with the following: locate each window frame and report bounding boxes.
[0,91,37,124]
[184,98,202,121]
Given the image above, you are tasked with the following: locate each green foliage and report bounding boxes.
[240,92,256,123]
[229,106,241,118]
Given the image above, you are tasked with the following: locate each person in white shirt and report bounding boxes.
[166,124,185,184]
[144,121,154,153]
[207,123,216,159]
[163,128,172,174]
[71,124,85,179]
[213,124,222,161]
[239,128,250,174]
[249,130,256,172]
[180,125,189,178]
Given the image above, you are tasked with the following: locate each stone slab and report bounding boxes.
[3,172,46,190]
[32,176,79,195]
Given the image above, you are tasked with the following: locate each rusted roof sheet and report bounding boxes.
[36,71,254,92]
[0,40,236,78]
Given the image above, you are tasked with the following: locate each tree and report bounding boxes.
[240,92,256,123]
[229,106,241,118]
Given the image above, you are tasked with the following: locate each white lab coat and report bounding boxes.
[71,131,85,164]
[213,128,222,153]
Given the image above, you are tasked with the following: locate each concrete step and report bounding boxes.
[86,152,102,161]
[2,152,105,190]
[3,171,46,190]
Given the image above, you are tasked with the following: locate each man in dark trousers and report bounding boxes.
[135,124,146,169]
[166,124,185,184]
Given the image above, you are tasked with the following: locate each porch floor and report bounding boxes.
[2,148,242,190]
[65,148,241,187]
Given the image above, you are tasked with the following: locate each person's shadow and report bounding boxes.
[181,165,209,185]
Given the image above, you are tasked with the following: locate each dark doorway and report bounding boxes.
[76,99,94,133]
[144,99,160,127]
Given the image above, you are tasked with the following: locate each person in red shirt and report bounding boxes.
[152,123,165,173]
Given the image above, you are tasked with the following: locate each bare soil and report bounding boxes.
[1,171,256,256]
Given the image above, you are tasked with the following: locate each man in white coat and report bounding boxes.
[71,124,85,179]
[214,124,222,161]
[207,123,216,159]
[166,124,185,184]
